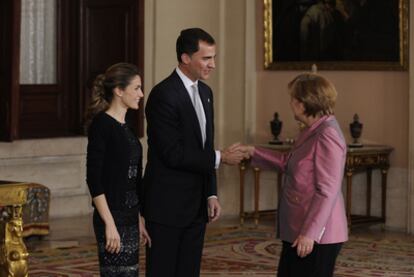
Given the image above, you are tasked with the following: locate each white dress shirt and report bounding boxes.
[175,67,221,170]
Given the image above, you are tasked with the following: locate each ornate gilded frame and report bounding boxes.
[264,0,409,70]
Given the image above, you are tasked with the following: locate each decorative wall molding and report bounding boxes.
[0,138,89,218]
[407,1,414,234]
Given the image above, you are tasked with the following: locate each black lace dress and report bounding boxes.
[93,123,141,276]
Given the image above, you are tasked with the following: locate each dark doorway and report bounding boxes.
[0,0,144,140]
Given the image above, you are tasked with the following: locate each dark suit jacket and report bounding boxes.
[143,71,217,227]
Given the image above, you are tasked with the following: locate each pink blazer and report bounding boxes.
[252,115,348,244]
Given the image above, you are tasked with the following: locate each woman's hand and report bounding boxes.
[105,222,121,254]
[139,215,152,248]
[292,235,314,258]
[234,144,255,158]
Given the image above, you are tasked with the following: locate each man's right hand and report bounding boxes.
[221,143,250,165]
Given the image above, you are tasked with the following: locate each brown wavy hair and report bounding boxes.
[288,73,337,117]
[85,63,139,130]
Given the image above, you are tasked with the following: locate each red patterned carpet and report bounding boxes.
[28,226,414,276]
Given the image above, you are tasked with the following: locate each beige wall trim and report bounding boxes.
[244,0,256,143]
[408,0,414,234]
[142,0,156,161]
[216,0,226,147]
[144,0,156,91]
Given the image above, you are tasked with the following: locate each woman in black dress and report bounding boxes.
[85,63,151,276]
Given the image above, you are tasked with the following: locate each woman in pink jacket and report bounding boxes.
[240,73,348,277]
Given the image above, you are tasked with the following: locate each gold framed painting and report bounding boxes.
[264,0,408,70]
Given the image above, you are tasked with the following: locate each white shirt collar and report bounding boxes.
[176,67,198,91]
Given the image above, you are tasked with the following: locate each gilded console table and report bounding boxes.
[239,144,393,228]
[0,182,50,238]
[0,182,30,277]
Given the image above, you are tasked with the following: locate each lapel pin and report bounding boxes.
[207,98,210,103]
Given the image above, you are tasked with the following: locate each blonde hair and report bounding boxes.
[288,73,337,117]
[85,63,139,130]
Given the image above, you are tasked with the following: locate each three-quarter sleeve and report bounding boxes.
[86,121,107,198]
[251,147,289,172]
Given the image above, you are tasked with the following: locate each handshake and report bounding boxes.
[220,143,255,165]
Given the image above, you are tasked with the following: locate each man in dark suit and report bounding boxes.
[143,28,245,277]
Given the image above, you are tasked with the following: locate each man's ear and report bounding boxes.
[181,53,191,65]
[114,87,123,97]
[300,102,306,113]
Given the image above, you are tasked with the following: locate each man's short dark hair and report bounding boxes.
[322,0,336,5]
[176,28,215,63]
